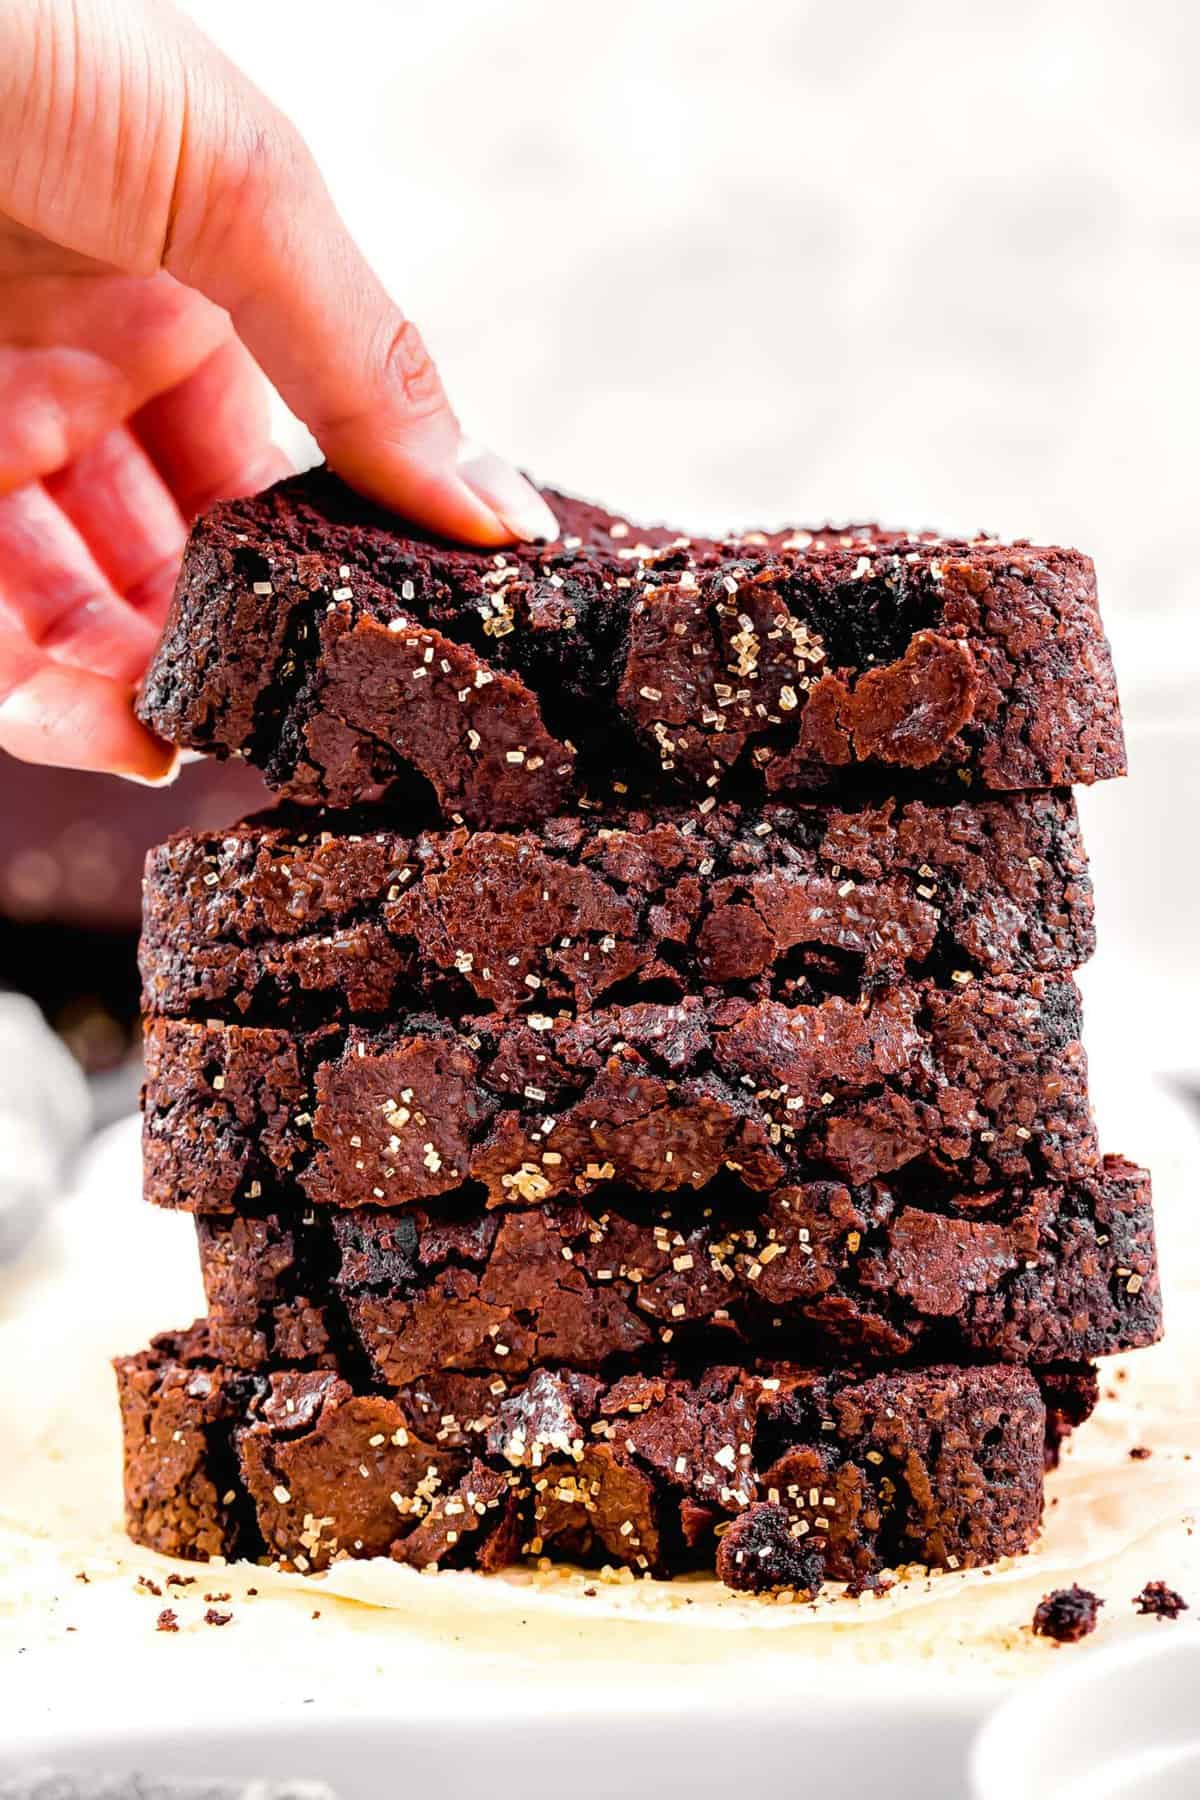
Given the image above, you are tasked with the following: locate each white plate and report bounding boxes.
[2,1702,977,1799]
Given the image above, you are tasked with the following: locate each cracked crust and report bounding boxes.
[137,470,1127,825]
[139,791,1094,1027]
[116,1325,1073,1591]
[193,1158,1159,1380]
[140,974,1099,1215]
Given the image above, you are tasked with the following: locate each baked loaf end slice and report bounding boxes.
[136,469,1126,825]
[139,791,1094,1027]
[116,1325,1071,1593]
[192,1159,1160,1380]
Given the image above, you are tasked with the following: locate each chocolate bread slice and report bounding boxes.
[116,1323,1074,1592]
[141,975,1098,1215]
[140,791,1094,1027]
[193,1159,1159,1380]
[137,470,1126,825]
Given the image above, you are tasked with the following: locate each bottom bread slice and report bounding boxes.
[115,1324,1096,1595]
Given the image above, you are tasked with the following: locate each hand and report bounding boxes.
[0,0,557,780]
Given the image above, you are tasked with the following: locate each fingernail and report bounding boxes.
[116,745,181,788]
[457,441,560,544]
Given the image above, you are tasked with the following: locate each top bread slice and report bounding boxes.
[138,470,1126,827]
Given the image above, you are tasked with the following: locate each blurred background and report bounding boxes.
[3,0,1197,1137]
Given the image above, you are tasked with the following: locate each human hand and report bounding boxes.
[0,0,557,779]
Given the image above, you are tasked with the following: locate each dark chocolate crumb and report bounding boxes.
[166,1573,196,1588]
[847,1569,885,1598]
[1133,1581,1188,1620]
[1032,1585,1104,1643]
[203,1591,231,1602]
[155,1608,179,1633]
[74,1572,90,1584]
[311,1610,321,1620]
[204,1607,233,1627]
[136,1575,163,1597]
[715,1503,827,1596]
[1129,1445,1153,1461]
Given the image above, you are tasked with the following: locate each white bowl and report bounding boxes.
[970,1635,1200,1799]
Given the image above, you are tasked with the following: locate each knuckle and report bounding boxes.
[0,628,38,709]
[169,80,314,276]
[199,91,314,228]
[247,107,310,190]
[380,319,446,420]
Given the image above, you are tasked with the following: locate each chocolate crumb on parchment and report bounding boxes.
[1133,1581,1188,1620]
[155,1607,179,1633]
[716,1503,827,1596]
[1032,1584,1104,1643]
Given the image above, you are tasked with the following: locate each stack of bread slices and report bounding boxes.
[116,472,1158,1597]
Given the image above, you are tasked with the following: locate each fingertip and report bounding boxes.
[325,439,559,549]
[321,441,500,547]
[0,656,179,780]
[455,443,561,544]
[113,738,181,786]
